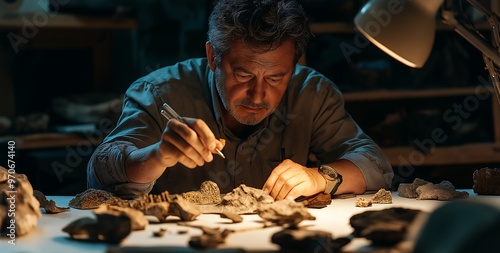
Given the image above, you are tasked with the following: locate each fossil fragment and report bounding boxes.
[350,207,423,245]
[62,211,132,243]
[397,178,430,198]
[152,228,167,237]
[181,181,222,205]
[299,192,332,208]
[69,188,124,209]
[416,181,469,200]
[94,204,148,231]
[144,202,170,221]
[188,226,233,249]
[355,197,372,207]
[1,166,41,237]
[398,178,468,200]
[272,228,350,253]
[257,197,316,226]
[220,211,243,223]
[33,190,70,214]
[473,167,500,195]
[371,189,392,204]
[200,184,274,214]
[167,195,201,221]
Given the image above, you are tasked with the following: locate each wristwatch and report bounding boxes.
[318,165,343,195]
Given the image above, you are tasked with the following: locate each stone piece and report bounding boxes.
[272,228,350,253]
[397,178,430,198]
[168,195,202,221]
[220,211,243,223]
[144,202,170,221]
[350,207,423,245]
[62,211,132,244]
[152,228,167,237]
[416,181,469,200]
[188,226,233,249]
[181,181,222,205]
[371,189,392,204]
[139,194,201,222]
[473,167,500,195]
[300,192,332,208]
[0,166,41,237]
[94,204,148,231]
[69,188,124,209]
[257,197,316,226]
[200,184,274,214]
[398,178,468,201]
[33,190,69,214]
[355,197,372,207]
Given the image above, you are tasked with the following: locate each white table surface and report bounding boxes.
[2,190,500,253]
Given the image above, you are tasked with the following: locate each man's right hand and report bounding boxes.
[125,117,224,184]
[157,117,224,168]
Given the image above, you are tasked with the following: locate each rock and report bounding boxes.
[168,195,201,221]
[371,189,392,204]
[271,228,350,253]
[220,211,243,223]
[355,197,372,207]
[1,166,41,237]
[33,190,69,214]
[350,207,423,245]
[181,181,222,205]
[94,204,148,231]
[69,188,124,209]
[200,184,274,214]
[257,197,316,226]
[398,178,468,201]
[416,182,469,200]
[473,167,500,195]
[62,212,132,243]
[188,227,233,249]
[299,192,332,208]
[397,178,430,198]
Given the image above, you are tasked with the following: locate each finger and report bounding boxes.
[157,141,198,169]
[164,120,207,166]
[185,118,224,154]
[275,175,306,200]
[263,159,294,194]
[267,165,299,199]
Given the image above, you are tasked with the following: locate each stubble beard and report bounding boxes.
[214,69,273,126]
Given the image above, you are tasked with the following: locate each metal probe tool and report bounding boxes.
[160,103,225,159]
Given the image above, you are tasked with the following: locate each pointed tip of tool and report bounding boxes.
[215,148,226,159]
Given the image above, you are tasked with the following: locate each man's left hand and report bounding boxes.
[262,159,325,200]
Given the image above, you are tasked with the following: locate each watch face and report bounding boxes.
[320,165,339,180]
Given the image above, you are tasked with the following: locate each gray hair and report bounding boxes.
[207,0,310,66]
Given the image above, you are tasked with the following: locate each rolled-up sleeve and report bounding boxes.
[341,148,393,191]
[305,71,393,191]
[87,141,154,198]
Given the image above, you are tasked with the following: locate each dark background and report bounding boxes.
[0,0,498,195]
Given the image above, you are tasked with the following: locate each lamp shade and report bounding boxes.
[354,0,444,68]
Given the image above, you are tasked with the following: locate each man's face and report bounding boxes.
[212,40,295,126]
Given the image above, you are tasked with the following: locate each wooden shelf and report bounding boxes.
[0,132,103,150]
[343,87,493,102]
[309,21,492,34]
[383,143,500,166]
[0,13,137,30]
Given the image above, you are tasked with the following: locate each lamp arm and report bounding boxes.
[441,1,500,66]
[442,0,500,103]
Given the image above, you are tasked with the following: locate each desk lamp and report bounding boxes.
[354,0,500,103]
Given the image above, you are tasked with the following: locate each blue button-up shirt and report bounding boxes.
[87,58,393,198]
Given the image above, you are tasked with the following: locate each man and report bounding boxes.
[87,0,393,200]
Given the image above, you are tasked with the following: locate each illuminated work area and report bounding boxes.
[1,0,499,252]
